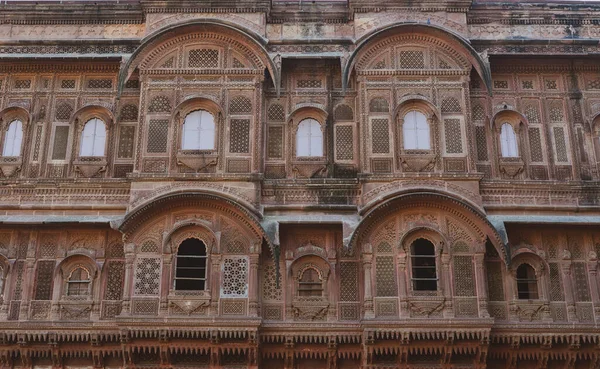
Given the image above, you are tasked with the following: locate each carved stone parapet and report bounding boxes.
[73,157,107,178]
[176,150,218,172]
[0,156,22,177]
[400,152,437,172]
[499,158,524,178]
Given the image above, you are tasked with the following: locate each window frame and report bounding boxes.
[181,109,216,151]
[409,238,439,293]
[2,119,24,157]
[499,122,519,158]
[79,117,107,157]
[65,266,92,297]
[402,110,431,151]
[515,263,539,300]
[295,118,324,158]
[173,238,209,292]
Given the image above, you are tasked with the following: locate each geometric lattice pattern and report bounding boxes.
[340,262,359,301]
[523,103,541,123]
[587,77,600,90]
[34,260,55,301]
[494,80,508,89]
[475,126,488,161]
[267,126,284,159]
[104,261,125,301]
[297,79,322,89]
[120,104,139,122]
[553,126,568,162]
[548,101,564,122]
[147,119,169,153]
[61,79,76,89]
[472,104,485,122]
[55,101,74,121]
[229,96,252,114]
[229,119,250,153]
[453,256,475,297]
[549,263,564,301]
[134,258,161,296]
[521,80,534,89]
[573,263,591,302]
[441,97,461,113]
[262,262,282,301]
[188,49,219,68]
[335,125,353,161]
[221,257,248,298]
[545,79,558,90]
[14,79,31,89]
[117,126,136,159]
[140,240,159,253]
[268,104,285,121]
[528,128,544,162]
[486,261,505,301]
[148,96,172,113]
[369,98,389,113]
[51,126,70,160]
[375,256,397,297]
[334,104,354,121]
[399,50,425,69]
[87,79,113,89]
[371,119,390,154]
[444,119,463,154]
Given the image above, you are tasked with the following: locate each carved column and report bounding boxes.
[362,243,374,319]
[159,254,172,316]
[248,253,259,317]
[121,243,136,316]
[397,250,409,318]
[441,252,453,318]
[210,254,222,316]
[586,253,600,319]
[20,259,35,319]
[474,253,490,318]
[559,260,577,321]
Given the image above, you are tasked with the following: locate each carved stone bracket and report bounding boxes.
[400,153,437,172]
[0,156,22,177]
[176,150,218,172]
[499,158,524,178]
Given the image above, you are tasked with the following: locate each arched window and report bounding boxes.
[296,118,323,157]
[2,120,23,157]
[181,110,215,150]
[403,111,430,150]
[298,267,322,297]
[411,238,437,291]
[79,118,106,157]
[175,238,207,291]
[66,267,91,296]
[516,264,538,299]
[500,123,519,157]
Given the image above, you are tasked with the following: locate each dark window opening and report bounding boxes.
[411,238,438,291]
[175,238,207,291]
[298,268,323,297]
[516,264,538,299]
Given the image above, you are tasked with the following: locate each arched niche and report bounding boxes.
[118,22,277,96]
[343,24,492,94]
[350,191,506,263]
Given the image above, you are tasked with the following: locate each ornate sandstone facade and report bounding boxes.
[0,0,599,368]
